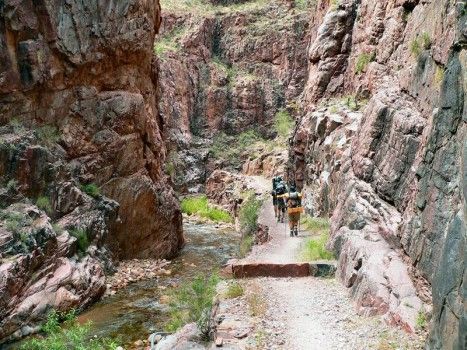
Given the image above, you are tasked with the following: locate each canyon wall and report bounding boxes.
[0,0,183,342]
[156,1,311,192]
[290,0,466,348]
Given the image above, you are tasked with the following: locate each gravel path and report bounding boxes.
[234,176,425,350]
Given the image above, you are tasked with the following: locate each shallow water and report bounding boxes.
[77,221,240,344]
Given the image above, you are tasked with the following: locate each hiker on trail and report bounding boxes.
[285,184,303,237]
[275,180,287,223]
[231,198,243,232]
[271,175,283,218]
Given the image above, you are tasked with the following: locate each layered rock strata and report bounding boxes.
[0,0,184,342]
[290,0,466,347]
[156,1,311,192]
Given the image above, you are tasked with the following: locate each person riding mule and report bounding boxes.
[285,184,303,237]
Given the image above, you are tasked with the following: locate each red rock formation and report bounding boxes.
[291,0,465,345]
[156,2,311,192]
[0,0,184,343]
[0,1,183,258]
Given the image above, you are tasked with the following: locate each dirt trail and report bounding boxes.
[235,176,424,350]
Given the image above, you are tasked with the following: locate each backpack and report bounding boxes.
[288,191,301,208]
[272,176,283,190]
[276,182,286,195]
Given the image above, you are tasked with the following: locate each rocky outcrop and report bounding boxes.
[156,1,311,192]
[0,0,183,260]
[290,0,466,346]
[0,0,184,343]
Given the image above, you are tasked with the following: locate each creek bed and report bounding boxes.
[77,221,239,345]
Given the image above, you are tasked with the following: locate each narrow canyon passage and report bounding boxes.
[0,0,464,349]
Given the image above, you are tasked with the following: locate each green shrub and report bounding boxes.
[2,212,31,234]
[69,228,90,253]
[416,310,427,330]
[52,223,64,235]
[165,273,219,338]
[181,195,232,223]
[274,109,294,138]
[154,27,187,57]
[421,32,431,49]
[225,282,244,299]
[36,125,60,146]
[36,196,52,214]
[239,194,262,236]
[300,215,330,234]
[238,234,254,258]
[210,130,263,166]
[9,118,25,133]
[410,32,431,59]
[20,309,119,350]
[295,0,309,10]
[300,232,334,261]
[6,179,18,191]
[355,52,375,75]
[410,38,422,58]
[80,183,100,198]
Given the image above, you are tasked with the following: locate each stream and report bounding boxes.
[77,221,240,345]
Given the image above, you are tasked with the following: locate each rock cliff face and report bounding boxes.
[0,0,184,342]
[290,0,466,347]
[156,0,311,192]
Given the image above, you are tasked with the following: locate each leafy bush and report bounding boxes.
[165,273,219,338]
[36,196,52,214]
[225,282,244,299]
[355,52,375,75]
[20,309,119,350]
[274,109,294,138]
[37,125,60,146]
[239,194,262,236]
[300,233,334,261]
[181,196,232,222]
[80,183,100,198]
[69,228,90,253]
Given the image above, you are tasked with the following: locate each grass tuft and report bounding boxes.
[301,233,334,261]
[181,195,232,223]
[36,125,60,146]
[36,196,52,214]
[238,234,254,258]
[300,215,330,233]
[80,183,100,198]
[355,52,376,75]
[416,310,427,330]
[225,282,244,299]
[247,292,267,317]
[20,309,119,350]
[69,228,90,254]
